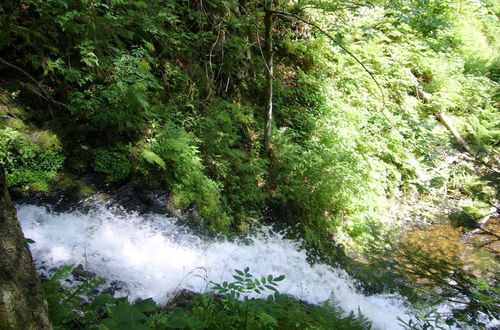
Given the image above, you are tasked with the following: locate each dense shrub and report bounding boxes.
[145,125,231,230]
[0,127,65,191]
[93,148,131,183]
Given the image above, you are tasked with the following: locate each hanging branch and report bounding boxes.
[271,10,401,130]
[272,11,385,100]
[0,56,67,109]
[0,57,50,99]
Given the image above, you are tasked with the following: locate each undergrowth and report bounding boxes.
[0,0,498,265]
[43,267,372,330]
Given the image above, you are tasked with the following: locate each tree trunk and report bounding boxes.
[0,166,52,330]
[263,0,274,154]
[434,111,475,156]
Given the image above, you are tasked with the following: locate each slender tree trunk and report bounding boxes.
[263,0,274,154]
[434,111,475,156]
[237,0,247,13]
[0,166,52,330]
[436,111,500,170]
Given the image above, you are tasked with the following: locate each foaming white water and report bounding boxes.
[18,204,410,329]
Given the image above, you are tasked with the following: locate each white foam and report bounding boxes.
[17,204,410,329]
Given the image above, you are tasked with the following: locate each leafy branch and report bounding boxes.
[211,267,285,300]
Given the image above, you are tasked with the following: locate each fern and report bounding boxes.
[141,149,166,169]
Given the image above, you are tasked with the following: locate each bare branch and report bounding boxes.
[0,57,67,109]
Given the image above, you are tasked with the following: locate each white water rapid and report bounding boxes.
[17,204,411,329]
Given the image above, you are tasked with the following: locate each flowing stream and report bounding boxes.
[17,203,411,329]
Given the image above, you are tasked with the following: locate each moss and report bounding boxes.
[29,130,62,150]
[52,173,96,198]
[6,170,55,189]
[4,118,28,131]
[77,182,96,197]
[27,181,51,194]
[0,91,28,121]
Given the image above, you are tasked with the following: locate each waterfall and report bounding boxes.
[17,204,411,329]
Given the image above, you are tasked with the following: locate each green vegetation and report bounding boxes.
[1,0,498,248]
[0,0,498,328]
[43,267,372,329]
[0,105,65,193]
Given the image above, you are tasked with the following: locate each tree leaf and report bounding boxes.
[109,304,147,323]
[265,285,278,292]
[142,149,166,169]
[233,275,244,282]
[274,275,285,282]
[90,294,115,309]
[133,298,156,313]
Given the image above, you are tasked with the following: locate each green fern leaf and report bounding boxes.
[142,149,166,169]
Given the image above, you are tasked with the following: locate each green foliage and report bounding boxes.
[67,47,161,143]
[386,0,453,37]
[462,106,500,159]
[211,267,284,299]
[141,149,166,169]
[43,267,372,329]
[398,308,448,330]
[148,125,231,230]
[196,100,267,229]
[449,200,490,229]
[446,162,496,205]
[0,127,64,190]
[93,148,131,183]
[270,121,392,254]
[100,298,156,330]
[42,266,104,328]
[206,268,285,329]
[162,269,372,330]
[43,266,158,330]
[152,309,208,329]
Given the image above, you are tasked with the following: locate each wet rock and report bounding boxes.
[71,264,97,282]
[161,290,199,313]
[11,172,98,212]
[183,208,212,235]
[110,181,169,215]
[101,280,127,296]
